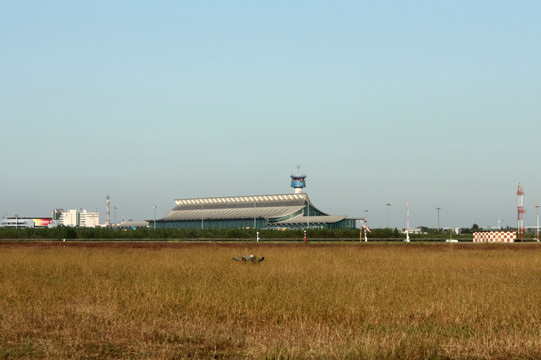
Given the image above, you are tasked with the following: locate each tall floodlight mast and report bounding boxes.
[517,183,525,242]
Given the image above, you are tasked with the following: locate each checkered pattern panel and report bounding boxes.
[473,231,516,243]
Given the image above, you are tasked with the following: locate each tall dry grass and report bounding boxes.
[0,242,540,359]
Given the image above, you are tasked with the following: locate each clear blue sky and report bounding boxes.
[1,1,540,229]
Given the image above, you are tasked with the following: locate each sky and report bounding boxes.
[1,1,540,229]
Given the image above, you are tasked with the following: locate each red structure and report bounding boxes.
[517,183,525,242]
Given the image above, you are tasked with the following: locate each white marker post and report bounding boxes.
[405,201,411,243]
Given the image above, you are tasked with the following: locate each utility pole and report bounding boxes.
[360,218,363,243]
[405,201,410,243]
[386,203,391,228]
[535,201,539,242]
[437,207,441,231]
[153,205,157,229]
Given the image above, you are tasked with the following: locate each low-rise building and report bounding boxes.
[0,217,59,228]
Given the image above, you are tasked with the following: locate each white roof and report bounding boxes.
[162,205,305,221]
[162,193,310,221]
[173,193,308,207]
[160,193,353,225]
[274,214,347,225]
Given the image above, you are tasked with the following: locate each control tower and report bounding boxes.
[290,168,307,194]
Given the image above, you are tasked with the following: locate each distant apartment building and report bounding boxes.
[52,209,64,221]
[60,209,79,227]
[80,210,100,228]
[59,209,100,228]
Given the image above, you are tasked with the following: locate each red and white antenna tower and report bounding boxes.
[517,183,525,242]
[106,195,111,226]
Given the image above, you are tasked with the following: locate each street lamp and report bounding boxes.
[153,205,157,229]
[253,203,258,229]
[386,203,391,228]
[535,201,539,242]
[437,207,441,231]
[307,202,310,229]
[113,206,117,226]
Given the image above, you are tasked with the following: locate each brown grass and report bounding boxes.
[0,242,540,359]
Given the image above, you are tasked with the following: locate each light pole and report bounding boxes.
[307,202,310,229]
[535,201,539,242]
[386,203,391,228]
[113,206,117,226]
[437,207,441,231]
[405,201,410,243]
[153,205,157,229]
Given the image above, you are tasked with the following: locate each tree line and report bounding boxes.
[0,226,478,241]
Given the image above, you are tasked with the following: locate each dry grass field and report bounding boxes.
[0,241,540,359]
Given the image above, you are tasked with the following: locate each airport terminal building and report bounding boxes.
[155,174,357,230]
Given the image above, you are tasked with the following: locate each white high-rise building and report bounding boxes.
[80,210,100,228]
[60,210,79,227]
[59,209,100,228]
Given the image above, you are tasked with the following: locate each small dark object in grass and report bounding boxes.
[233,255,264,264]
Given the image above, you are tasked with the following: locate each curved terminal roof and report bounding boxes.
[162,194,309,222]
[174,193,307,207]
[160,193,352,226]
